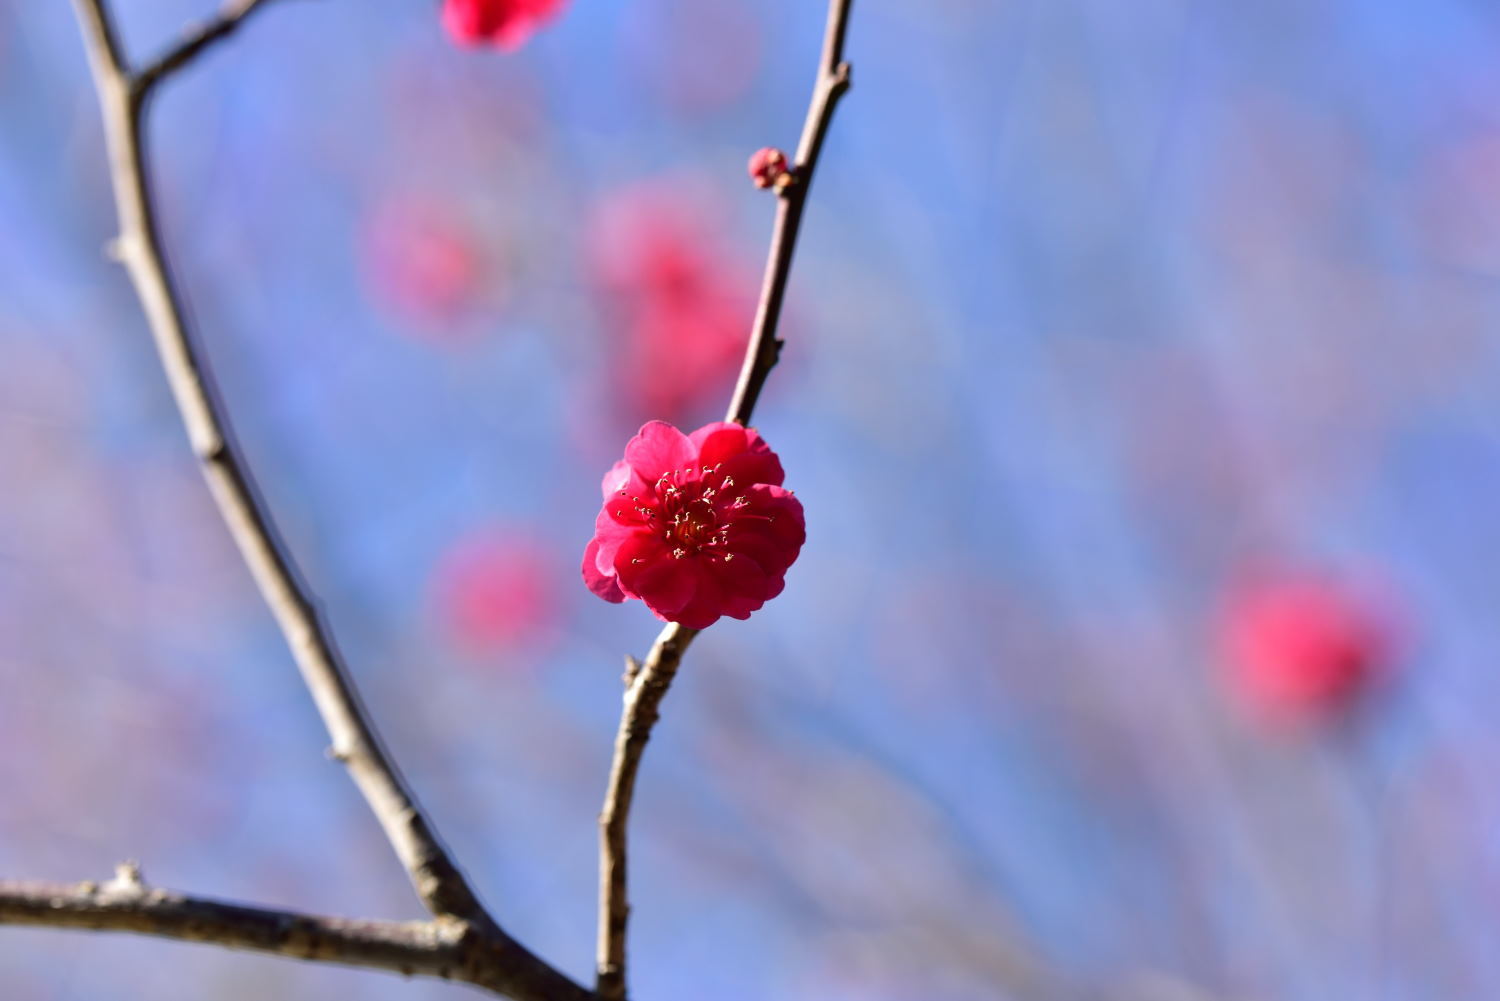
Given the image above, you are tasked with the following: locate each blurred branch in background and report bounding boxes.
[7,1,592,999]
[133,0,286,95]
[596,2,854,999]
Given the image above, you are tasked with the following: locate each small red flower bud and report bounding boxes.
[748,147,791,190]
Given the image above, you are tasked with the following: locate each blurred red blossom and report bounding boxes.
[583,421,805,629]
[442,0,565,51]
[588,183,754,424]
[432,530,557,655]
[362,201,490,336]
[1220,570,1397,725]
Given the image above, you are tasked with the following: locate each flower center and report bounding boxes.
[654,465,737,558]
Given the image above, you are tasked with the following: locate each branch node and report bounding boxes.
[109,861,145,893]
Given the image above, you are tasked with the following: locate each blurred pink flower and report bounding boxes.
[588,184,753,423]
[433,531,556,655]
[362,201,488,335]
[1220,571,1394,725]
[583,421,805,629]
[442,0,565,50]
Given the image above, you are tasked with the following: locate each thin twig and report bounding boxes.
[595,2,855,998]
[725,0,854,427]
[595,624,698,1000]
[65,3,592,1000]
[134,0,286,97]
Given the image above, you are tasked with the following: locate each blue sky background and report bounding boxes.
[4,1,1500,999]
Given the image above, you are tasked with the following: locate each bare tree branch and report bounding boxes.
[0,866,467,982]
[63,3,593,999]
[0,864,597,1000]
[71,0,486,927]
[134,0,287,97]
[596,2,856,998]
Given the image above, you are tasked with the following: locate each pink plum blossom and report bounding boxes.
[583,421,805,629]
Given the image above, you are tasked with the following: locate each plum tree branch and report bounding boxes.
[595,624,698,1000]
[0,864,595,999]
[595,2,855,999]
[57,2,592,999]
[70,0,488,928]
[0,866,468,983]
[726,0,854,427]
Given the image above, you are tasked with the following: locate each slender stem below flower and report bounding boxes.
[596,624,699,1001]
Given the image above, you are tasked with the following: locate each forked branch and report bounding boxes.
[46,2,590,999]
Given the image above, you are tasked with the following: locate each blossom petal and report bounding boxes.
[688,421,744,455]
[672,566,726,629]
[710,552,773,619]
[591,507,642,579]
[599,459,633,500]
[624,420,697,479]
[723,485,805,574]
[581,538,626,603]
[691,422,785,486]
[608,531,673,599]
[623,548,700,619]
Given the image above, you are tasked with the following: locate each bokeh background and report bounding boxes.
[3,1,1500,999]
